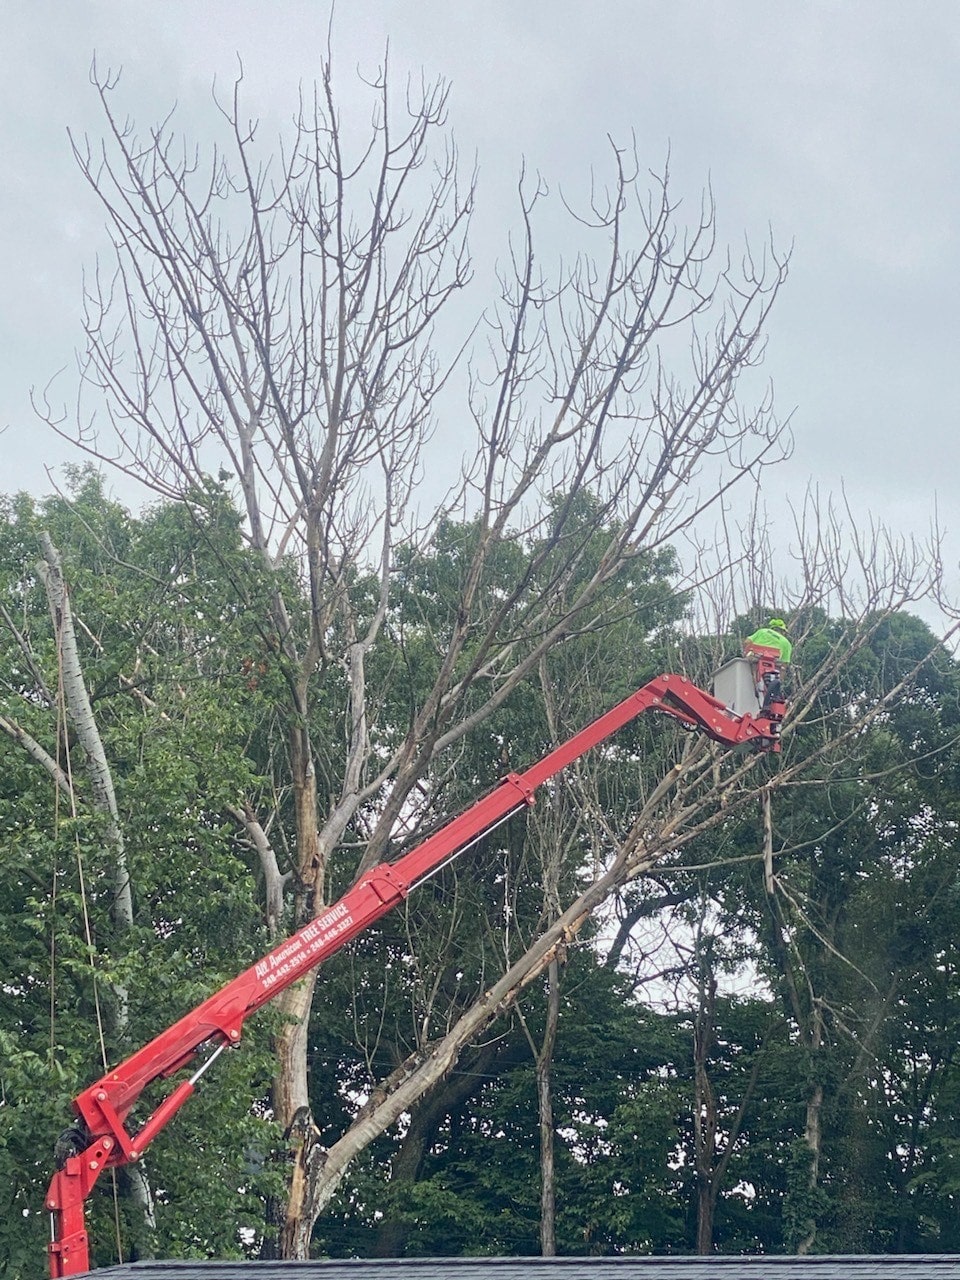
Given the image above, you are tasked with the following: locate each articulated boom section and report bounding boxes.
[45,671,783,1276]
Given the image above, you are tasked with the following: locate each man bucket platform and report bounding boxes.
[744,617,791,712]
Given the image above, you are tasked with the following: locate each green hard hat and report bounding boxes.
[768,617,788,632]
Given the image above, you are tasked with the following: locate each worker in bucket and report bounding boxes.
[746,617,792,664]
[745,617,792,710]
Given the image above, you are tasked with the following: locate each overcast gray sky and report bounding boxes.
[2,1,958,567]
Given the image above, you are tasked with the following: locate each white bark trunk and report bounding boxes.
[39,534,134,930]
[38,533,155,1241]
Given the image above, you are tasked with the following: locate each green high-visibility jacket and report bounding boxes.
[746,627,792,664]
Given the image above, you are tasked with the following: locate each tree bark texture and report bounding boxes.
[39,533,134,932]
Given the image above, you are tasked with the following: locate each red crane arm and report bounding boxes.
[45,671,782,1276]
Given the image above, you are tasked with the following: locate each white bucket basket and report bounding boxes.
[712,657,761,718]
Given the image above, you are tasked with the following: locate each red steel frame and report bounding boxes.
[45,669,784,1276]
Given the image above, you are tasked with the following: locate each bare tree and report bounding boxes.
[33,53,953,1259]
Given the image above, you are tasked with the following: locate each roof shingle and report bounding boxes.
[88,1256,960,1280]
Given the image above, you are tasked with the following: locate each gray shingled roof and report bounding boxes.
[88,1257,960,1279]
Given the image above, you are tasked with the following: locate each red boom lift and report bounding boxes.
[45,665,785,1276]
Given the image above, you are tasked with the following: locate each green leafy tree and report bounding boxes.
[661,611,960,1255]
[0,475,282,1271]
